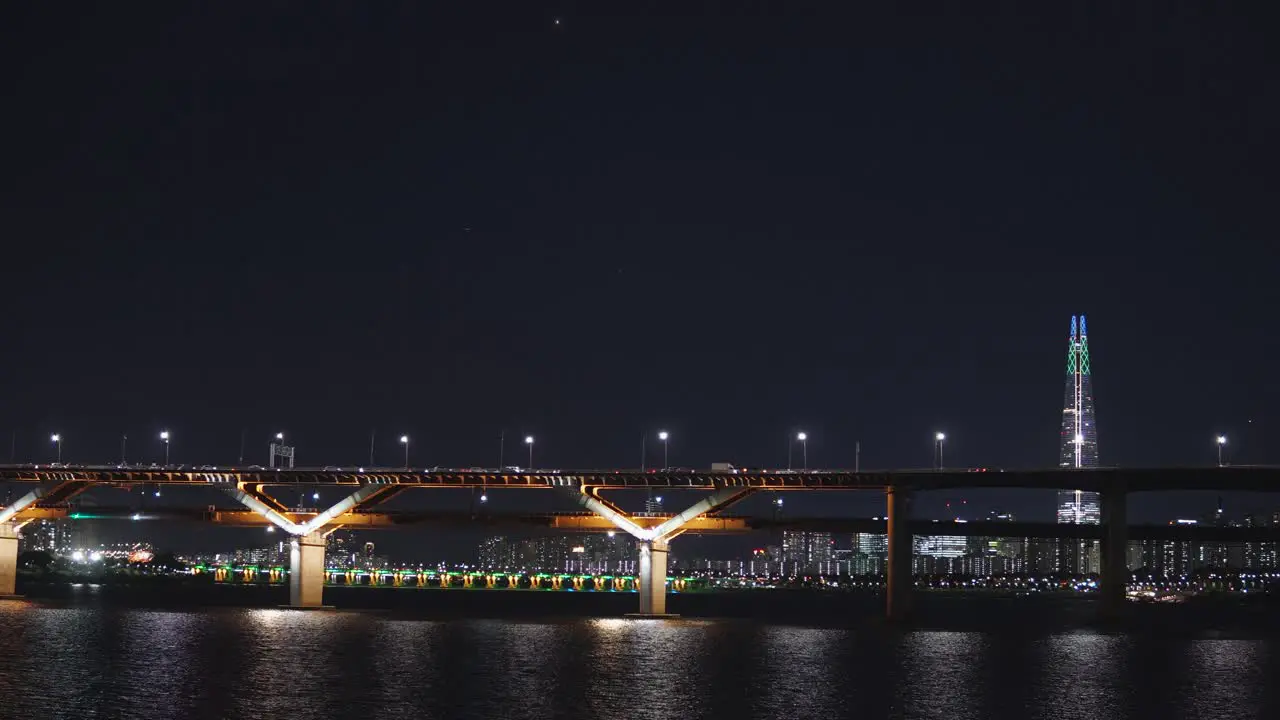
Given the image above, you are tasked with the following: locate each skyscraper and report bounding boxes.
[1056,315,1100,573]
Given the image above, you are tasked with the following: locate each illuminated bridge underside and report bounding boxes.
[4,465,1280,492]
[8,507,1279,542]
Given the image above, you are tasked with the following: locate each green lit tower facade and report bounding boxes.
[1056,315,1099,573]
[1058,315,1098,471]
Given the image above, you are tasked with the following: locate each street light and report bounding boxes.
[525,435,534,469]
[400,435,410,469]
[160,430,170,466]
[270,432,286,468]
[51,434,61,463]
[797,432,808,470]
[935,432,946,470]
[658,430,670,469]
[1217,435,1227,467]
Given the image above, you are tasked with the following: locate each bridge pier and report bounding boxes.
[0,523,20,599]
[286,532,331,609]
[1099,488,1128,618]
[634,538,673,617]
[886,486,913,622]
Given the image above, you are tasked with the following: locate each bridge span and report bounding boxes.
[3,464,1279,617]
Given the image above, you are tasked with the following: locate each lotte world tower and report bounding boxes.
[1057,315,1099,572]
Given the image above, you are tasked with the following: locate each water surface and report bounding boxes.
[0,590,1276,719]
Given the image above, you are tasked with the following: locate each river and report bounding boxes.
[0,585,1276,719]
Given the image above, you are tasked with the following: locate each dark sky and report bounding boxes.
[4,3,1278,556]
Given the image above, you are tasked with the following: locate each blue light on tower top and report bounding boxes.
[1080,314,1087,337]
[1070,315,1077,340]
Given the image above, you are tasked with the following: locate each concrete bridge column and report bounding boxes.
[1099,488,1128,617]
[287,532,330,609]
[886,487,913,621]
[634,538,672,617]
[0,523,20,599]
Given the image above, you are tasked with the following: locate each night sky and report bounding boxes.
[4,4,1278,556]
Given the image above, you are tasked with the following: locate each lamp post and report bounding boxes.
[797,432,808,470]
[51,433,61,463]
[525,435,534,469]
[400,435,410,469]
[1217,435,1227,467]
[935,432,946,470]
[160,430,170,466]
[658,430,669,469]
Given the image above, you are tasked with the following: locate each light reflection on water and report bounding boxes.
[0,603,1276,720]
[1182,639,1268,720]
[896,631,986,719]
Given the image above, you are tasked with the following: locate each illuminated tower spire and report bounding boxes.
[1059,315,1097,469]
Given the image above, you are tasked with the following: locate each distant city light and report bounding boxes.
[71,550,85,562]
[797,432,807,441]
[400,435,409,444]
[275,432,284,440]
[935,432,945,441]
[658,431,669,441]
[160,431,169,441]
[51,434,60,443]
[90,551,103,562]
[1217,435,1227,445]
[1074,434,1083,445]
[525,436,534,444]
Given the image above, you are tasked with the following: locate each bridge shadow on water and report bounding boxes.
[14,582,1280,637]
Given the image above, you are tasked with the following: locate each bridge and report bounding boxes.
[3,464,1278,618]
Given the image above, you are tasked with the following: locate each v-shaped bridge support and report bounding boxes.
[568,485,753,616]
[222,483,393,607]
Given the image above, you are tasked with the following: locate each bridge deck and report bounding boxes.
[3,465,1279,492]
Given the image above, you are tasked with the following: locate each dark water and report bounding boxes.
[1,587,1277,719]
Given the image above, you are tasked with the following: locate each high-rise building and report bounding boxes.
[855,532,887,556]
[18,520,58,554]
[781,531,834,573]
[1056,315,1100,574]
[913,534,967,558]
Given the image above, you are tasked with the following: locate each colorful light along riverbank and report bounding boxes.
[192,565,698,592]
